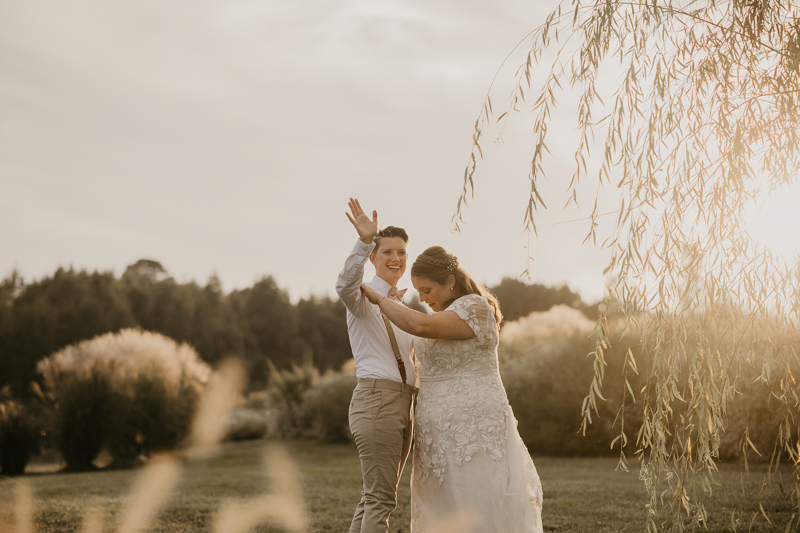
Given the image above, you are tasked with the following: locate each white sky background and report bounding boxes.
[2,0,796,305]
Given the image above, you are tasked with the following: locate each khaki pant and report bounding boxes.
[349,378,415,533]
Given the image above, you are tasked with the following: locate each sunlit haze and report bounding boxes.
[3,0,625,305]
[742,181,800,260]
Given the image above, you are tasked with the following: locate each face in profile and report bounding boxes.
[412,274,455,312]
[370,236,407,286]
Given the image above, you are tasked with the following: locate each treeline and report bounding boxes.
[0,259,596,396]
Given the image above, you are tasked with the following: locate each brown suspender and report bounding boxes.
[381,312,407,383]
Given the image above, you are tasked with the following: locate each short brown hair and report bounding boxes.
[373,226,408,252]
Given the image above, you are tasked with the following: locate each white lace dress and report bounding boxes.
[411,294,543,533]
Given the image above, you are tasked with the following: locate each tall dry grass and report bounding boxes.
[212,446,307,533]
[186,358,246,459]
[116,454,182,533]
[78,507,104,533]
[6,356,310,533]
[15,482,33,533]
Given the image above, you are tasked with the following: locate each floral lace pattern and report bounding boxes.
[415,373,508,486]
[415,295,499,382]
[411,294,544,533]
[414,295,507,486]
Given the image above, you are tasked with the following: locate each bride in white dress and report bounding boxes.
[361,246,543,533]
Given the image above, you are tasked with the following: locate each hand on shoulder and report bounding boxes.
[360,283,383,305]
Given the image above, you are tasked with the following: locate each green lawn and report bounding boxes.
[0,440,795,532]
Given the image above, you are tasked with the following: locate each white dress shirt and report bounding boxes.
[336,239,416,385]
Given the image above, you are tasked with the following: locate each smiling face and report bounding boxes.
[370,236,407,286]
[412,274,456,313]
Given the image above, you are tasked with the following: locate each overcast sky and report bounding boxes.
[2,0,797,305]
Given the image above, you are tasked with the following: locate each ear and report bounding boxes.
[448,274,456,288]
[369,253,377,266]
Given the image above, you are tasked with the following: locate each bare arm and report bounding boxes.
[361,284,474,340]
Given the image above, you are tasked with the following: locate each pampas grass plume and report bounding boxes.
[116,454,182,533]
[212,444,307,533]
[501,304,594,342]
[37,329,210,395]
[79,507,104,533]
[14,482,33,533]
[186,358,246,458]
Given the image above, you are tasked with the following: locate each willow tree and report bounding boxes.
[458,0,800,530]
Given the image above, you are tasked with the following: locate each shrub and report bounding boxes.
[0,400,39,475]
[499,305,643,457]
[501,334,625,456]
[105,375,200,467]
[227,408,269,441]
[242,390,270,411]
[499,305,794,463]
[265,362,319,439]
[301,372,357,443]
[37,329,210,470]
[717,375,788,463]
[54,374,114,470]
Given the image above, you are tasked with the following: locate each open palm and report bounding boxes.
[346,198,378,243]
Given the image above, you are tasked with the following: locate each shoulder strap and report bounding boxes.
[381,312,407,383]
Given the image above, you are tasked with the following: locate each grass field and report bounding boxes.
[0,439,796,532]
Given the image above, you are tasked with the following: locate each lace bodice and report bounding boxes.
[413,295,509,484]
[411,294,544,532]
[415,294,500,382]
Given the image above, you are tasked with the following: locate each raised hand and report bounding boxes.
[346,198,378,244]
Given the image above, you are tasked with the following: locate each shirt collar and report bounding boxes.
[367,275,394,297]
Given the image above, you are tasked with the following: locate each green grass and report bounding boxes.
[0,440,796,532]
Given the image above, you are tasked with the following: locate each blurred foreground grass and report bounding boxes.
[0,440,794,532]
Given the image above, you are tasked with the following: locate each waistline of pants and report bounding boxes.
[356,378,417,396]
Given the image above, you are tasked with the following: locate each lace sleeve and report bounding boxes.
[449,294,494,338]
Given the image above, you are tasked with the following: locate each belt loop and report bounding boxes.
[371,379,376,390]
